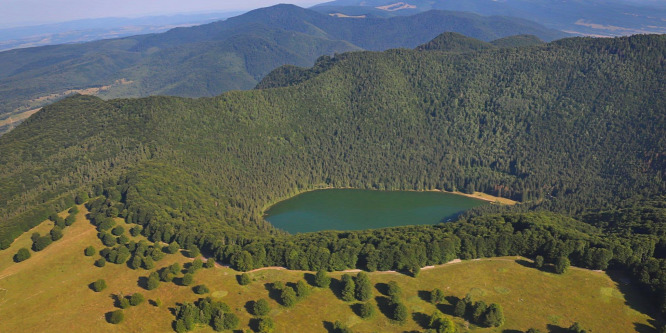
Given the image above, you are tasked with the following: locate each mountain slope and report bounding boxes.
[0,34,664,249]
[0,4,567,135]
[415,32,495,52]
[314,0,666,36]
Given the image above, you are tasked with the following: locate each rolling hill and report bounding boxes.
[0,4,567,135]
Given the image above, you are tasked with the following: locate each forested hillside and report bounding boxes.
[1,33,665,315]
[0,4,566,135]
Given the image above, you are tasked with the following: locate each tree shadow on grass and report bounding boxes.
[329,277,345,301]
[515,259,535,269]
[375,296,394,319]
[244,300,255,315]
[137,276,149,290]
[322,321,336,333]
[634,322,659,333]
[248,318,261,332]
[304,273,316,287]
[546,324,569,333]
[412,311,431,329]
[375,282,389,296]
[436,296,458,316]
[502,330,522,333]
[264,283,282,304]
[606,270,663,326]
[417,290,430,303]
[168,304,181,317]
[515,258,553,273]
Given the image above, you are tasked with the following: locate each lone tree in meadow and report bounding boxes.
[107,310,124,324]
[555,256,570,274]
[95,258,106,267]
[91,279,107,292]
[50,227,63,241]
[295,280,310,299]
[340,274,356,302]
[358,302,375,319]
[252,298,271,316]
[119,297,130,309]
[193,284,210,294]
[354,272,373,301]
[280,286,297,307]
[238,273,251,285]
[84,246,96,256]
[431,288,445,304]
[257,317,275,333]
[392,302,408,322]
[32,236,52,251]
[129,292,144,306]
[147,272,160,290]
[387,281,402,303]
[13,248,31,262]
[314,269,331,288]
[181,273,194,286]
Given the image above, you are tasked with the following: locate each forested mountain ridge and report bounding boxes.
[314,0,666,37]
[1,32,665,320]
[0,4,566,136]
[1,33,664,245]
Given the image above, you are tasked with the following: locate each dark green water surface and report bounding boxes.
[265,189,487,233]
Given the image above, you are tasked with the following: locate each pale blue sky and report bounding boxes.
[0,0,325,28]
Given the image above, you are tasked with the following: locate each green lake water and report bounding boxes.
[264,189,487,233]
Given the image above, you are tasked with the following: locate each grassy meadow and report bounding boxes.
[0,205,658,332]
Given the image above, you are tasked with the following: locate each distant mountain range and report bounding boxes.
[0,4,567,135]
[313,0,666,37]
[0,12,241,52]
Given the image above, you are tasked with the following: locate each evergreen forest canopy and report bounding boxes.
[0,4,566,135]
[0,33,665,314]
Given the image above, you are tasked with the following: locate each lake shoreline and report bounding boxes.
[261,185,517,218]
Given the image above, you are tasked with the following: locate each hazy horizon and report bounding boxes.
[0,0,325,29]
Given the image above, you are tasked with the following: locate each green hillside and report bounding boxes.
[0,4,567,135]
[0,33,665,320]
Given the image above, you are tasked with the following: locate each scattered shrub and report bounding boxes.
[238,273,251,285]
[193,284,210,294]
[14,248,31,262]
[107,310,124,324]
[91,279,107,292]
[129,292,144,306]
[84,246,96,256]
[252,298,271,316]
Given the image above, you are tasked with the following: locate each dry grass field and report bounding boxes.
[0,205,658,332]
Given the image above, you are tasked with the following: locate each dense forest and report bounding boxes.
[0,33,665,315]
[0,4,566,135]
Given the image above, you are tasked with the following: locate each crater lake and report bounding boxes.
[265,189,488,233]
